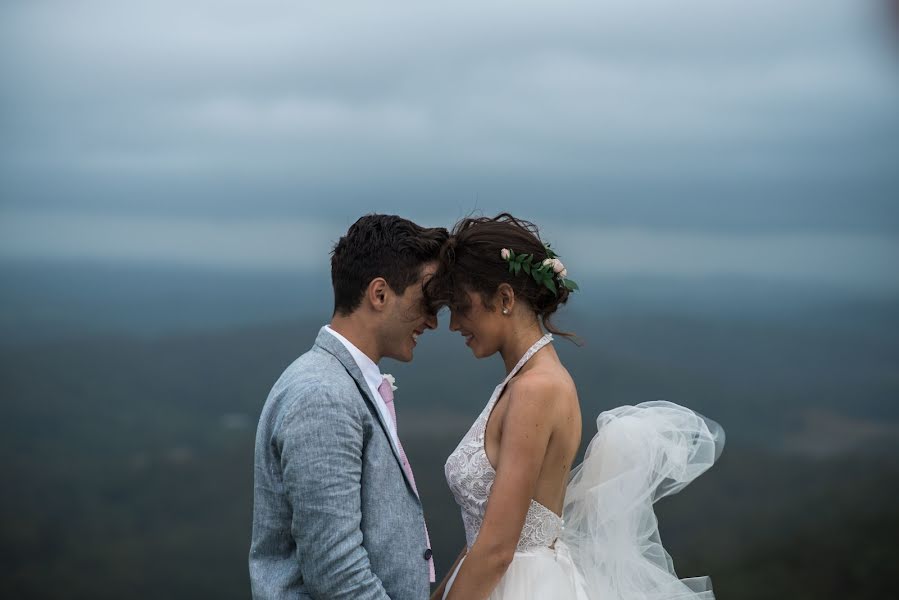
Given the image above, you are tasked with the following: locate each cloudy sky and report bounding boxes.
[1,0,897,288]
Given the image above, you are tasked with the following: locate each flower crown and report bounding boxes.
[500,244,579,296]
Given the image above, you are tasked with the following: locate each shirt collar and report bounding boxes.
[323,325,385,394]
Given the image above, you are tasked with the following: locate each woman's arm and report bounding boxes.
[443,376,557,600]
[429,546,468,600]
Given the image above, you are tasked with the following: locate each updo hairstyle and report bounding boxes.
[425,213,573,338]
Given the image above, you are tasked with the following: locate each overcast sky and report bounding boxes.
[1,0,897,288]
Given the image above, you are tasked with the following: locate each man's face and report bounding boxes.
[380,261,439,362]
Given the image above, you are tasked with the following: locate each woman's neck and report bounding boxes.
[499,323,548,375]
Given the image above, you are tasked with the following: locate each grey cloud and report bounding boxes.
[1,0,897,234]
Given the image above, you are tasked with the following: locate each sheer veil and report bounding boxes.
[561,401,726,600]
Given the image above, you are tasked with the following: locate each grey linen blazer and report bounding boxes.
[250,327,431,600]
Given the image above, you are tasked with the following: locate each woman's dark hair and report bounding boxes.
[331,214,449,316]
[425,213,574,338]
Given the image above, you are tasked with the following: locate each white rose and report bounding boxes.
[542,258,554,268]
[383,373,397,391]
[501,248,511,260]
[551,258,565,274]
[560,268,568,278]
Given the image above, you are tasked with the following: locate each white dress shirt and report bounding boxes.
[323,325,400,450]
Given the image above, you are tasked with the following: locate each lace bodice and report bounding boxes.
[444,334,565,551]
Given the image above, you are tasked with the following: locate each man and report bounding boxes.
[250,214,447,599]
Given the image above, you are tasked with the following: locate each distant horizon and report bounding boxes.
[2,212,897,294]
[3,256,897,347]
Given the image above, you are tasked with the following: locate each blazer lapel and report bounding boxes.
[313,327,420,499]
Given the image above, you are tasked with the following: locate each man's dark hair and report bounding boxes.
[331,214,449,316]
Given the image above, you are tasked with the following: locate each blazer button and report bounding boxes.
[423,548,433,560]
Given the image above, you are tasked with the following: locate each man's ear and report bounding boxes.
[365,277,390,312]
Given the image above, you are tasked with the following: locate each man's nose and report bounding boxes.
[423,312,438,330]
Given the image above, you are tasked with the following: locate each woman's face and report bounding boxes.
[448,289,507,358]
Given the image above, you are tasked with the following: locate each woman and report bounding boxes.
[425,214,724,600]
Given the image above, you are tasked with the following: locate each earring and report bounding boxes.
[502,308,509,315]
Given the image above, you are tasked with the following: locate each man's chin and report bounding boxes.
[387,346,415,363]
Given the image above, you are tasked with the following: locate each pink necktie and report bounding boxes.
[378,377,435,583]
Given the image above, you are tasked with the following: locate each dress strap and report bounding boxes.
[503,333,554,384]
[480,333,555,435]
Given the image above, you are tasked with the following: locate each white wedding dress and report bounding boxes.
[442,334,725,600]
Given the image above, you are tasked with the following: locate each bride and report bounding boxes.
[424,214,725,600]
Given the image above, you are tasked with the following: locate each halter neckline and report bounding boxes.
[502,333,554,385]
[477,331,565,523]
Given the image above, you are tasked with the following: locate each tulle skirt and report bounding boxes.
[444,401,724,600]
[442,539,589,600]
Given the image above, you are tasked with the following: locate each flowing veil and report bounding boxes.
[561,401,726,600]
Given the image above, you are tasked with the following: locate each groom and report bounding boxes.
[250,214,447,600]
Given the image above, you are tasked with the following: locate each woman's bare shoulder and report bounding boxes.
[507,365,577,414]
